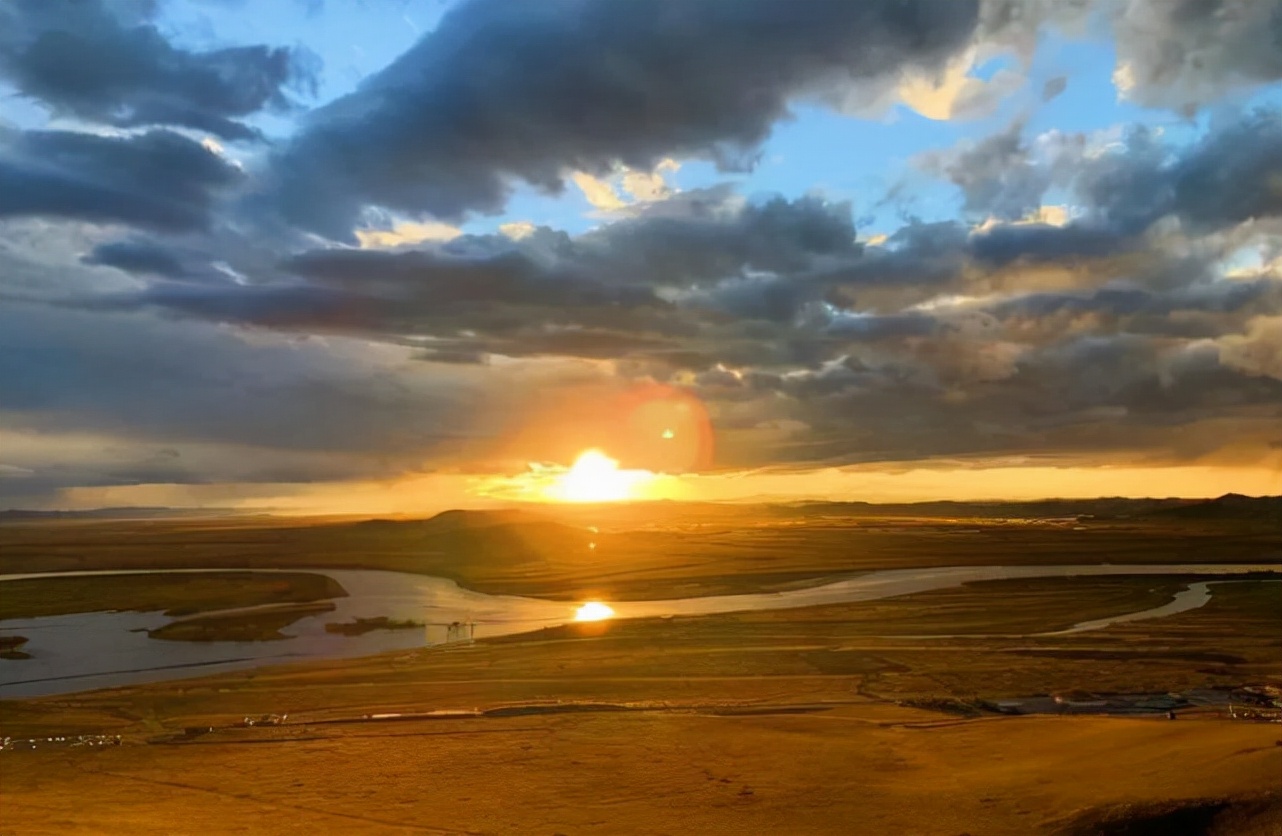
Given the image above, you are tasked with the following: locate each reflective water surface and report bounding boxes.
[1,564,1274,697]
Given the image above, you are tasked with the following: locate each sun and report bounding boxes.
[546,449,655,502]
[574,601,615,622]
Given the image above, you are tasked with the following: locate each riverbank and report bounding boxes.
[2,512,1277,601]
[0,571,347,620]
[4,565,1277,698]
[2,575,1279,834]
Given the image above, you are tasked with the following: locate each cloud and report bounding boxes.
[283,245,664,311]
[88,194,859,360]
[0,0,317,140]
[81,239,190,278]
[622,159,681,202]
[968,222,1131,266]
[355,220,462,249]
[0,128,243,231]
[1069,112,1282,235]
[920,119,1085,221]
[0,299,488,458]
[499,221,537,241]
[1041,75,1068,102]
[5,0,1282,497]
[927,107,1282,238]
[980,0,1282,112]
[267,0,981,239]
[1107,0,1282,111]
[1217,315,1282,380]
[571,171,627,212]
[871,48,1025,121]
[571,159,682,213]
[576,193,858,288]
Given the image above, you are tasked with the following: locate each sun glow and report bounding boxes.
[574,601,615,622]
[546,449,656,502]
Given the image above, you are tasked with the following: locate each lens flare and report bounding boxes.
[574,601,615,622]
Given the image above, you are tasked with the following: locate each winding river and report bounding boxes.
[1,563,1275,698]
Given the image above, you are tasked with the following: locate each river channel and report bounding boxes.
[1,563,1275,697]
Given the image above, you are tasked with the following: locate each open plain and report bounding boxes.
[2,504,1281,834]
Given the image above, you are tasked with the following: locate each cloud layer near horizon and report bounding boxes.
[1,0,1280,507]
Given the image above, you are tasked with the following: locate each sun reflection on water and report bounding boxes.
[574,601,615,622]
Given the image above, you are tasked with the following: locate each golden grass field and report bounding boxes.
[2,511,1280,834]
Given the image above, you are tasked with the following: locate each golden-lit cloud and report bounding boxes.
[621,158,680,202]
[48,460,1282,516]
[355,220,462,248]
[1217,316,1282,380]
[499,221,538,240]
[842,48,1023,122]
[571,171,627,211]
[571,159,680,212]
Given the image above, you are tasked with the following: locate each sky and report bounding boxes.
[1,0,1281,512]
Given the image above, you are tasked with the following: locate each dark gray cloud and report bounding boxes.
[1106,0,1282,111]
[980,0,1282,111]
[924,120,1056,221]
[0,128,242,231]
[4,0,1282,499]
[968,222,1131,266]
[927,106,1282,239]
[268,0,980,239]
[575,195,859,288]
[706,329,1282,468]
[1162,109,1282,230]
[0,0,316,140]
[824,221,968,292]
[0,299,476,455]
[990,276,1281,322]
[286,247,660,309]
[77,180,1278,391]
[82,240,189,278]
[1041,76,1068,102]
[88,193,855,344]
[825,312,938,340]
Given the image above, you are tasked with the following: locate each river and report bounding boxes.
[1,563,1275,698]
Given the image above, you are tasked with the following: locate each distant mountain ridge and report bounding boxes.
[1143,493,1282,522]
[4,495,1277,526]
[0,507,255,522]
[765,495,1280,520]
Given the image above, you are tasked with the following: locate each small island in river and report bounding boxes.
[325,616,425,636]
[149,602,337,642]
[0,635,31,660]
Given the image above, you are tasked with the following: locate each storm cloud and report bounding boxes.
[0,0,315,140]
[269,0,981,239]
[0,129,242,231]
[1,0,1280,506]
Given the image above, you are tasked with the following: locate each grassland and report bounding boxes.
[324,616,425,636]
[0,571,347,620]
[0,510,1278,601]
[1,575,1280,834]
[147,601,338,642]
[1,512,1279,834]
[2,707,1279,835]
